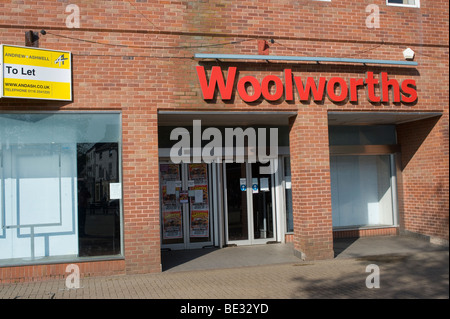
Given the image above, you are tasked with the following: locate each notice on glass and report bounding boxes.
[179,191,188,204]
[109,183,122,199]
[166,181,176,195]
[260,178,269,192]
[285,176,291,189]
[252,178,259,194]
[195,189,204,203]
[240,178,247,191]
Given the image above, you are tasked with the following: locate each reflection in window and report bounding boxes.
[77,143,120,256]
[387,0,419,7]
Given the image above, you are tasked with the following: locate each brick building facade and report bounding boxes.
[0,0,448,283]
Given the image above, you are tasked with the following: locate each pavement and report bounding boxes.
[0,235,448,302]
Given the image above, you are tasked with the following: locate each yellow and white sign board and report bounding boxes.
[1,45,72,101]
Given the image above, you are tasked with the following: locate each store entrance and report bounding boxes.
[159,160,278,250]
[159,162,213,250]
[224,162,276,245]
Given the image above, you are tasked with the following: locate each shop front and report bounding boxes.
[1,0,448,284]
[156,108,440,254]
[157,112,294,250]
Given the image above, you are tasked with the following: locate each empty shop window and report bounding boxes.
[0,113,122,266]
[329,125,398,229]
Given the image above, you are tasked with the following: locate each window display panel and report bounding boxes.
[0,113,122,265]
[330,155,394,228]
[0,143,77,260]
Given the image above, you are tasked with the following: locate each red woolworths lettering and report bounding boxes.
[400,79,417,103]
[196,66,417,104]
[293,75,326,101]
[196,66,236,100]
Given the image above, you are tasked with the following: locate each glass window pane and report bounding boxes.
[330,155,394,228]
[329,125,397,145]
[387,0,417,5]
[226,163,248,241]
[252,163,274,240]
[0,113,122,265]
[284,157,294,233]
[77,143,121,256]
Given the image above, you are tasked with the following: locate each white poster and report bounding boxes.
[240,178,247,191]
[252,178,259,194]
[285,176,291,189]
[195,189,204,203]
[166,181,176,195]
[109,183,122,199]
[260,178,269,192]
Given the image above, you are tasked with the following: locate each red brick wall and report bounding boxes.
[290,108,334,260]
[0,0,448,281]
[333,227,399,239]
[0,260,125,284]
[397,116,449,241]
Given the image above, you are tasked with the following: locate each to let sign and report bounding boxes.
[0,45,72,101]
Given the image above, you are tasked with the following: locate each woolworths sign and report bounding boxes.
[196,66,418,104]
[0,45,72,101]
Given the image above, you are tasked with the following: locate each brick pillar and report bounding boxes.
[289,108,334,260]
[397,116,449,242]
[122,110,161,274]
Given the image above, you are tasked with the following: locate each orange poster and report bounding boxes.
[163,211,182,239]
[190,210,209,238]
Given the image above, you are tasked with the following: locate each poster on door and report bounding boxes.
[190,210,209,237]
[163,211,183,239]
[191,184,207,204]
[188,163,209,238]
[189,163,207,183]
[160,164,183,239]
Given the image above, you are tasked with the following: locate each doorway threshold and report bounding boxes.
[161,243,300,272]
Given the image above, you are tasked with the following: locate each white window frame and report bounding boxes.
[386,0,420,8]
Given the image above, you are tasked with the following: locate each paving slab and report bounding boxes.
[161,243,301,272]
[0,235,448,301]
[333,235,448,259]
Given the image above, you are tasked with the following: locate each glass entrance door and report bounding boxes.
[224,162,276,245]
[251,163,275,241]
[224,163,249,242]
[159,162,213,250]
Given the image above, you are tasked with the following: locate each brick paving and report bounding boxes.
[0,250,447,300]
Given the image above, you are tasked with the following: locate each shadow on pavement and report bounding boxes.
[161,247,218,272]
[161,236,449,275]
